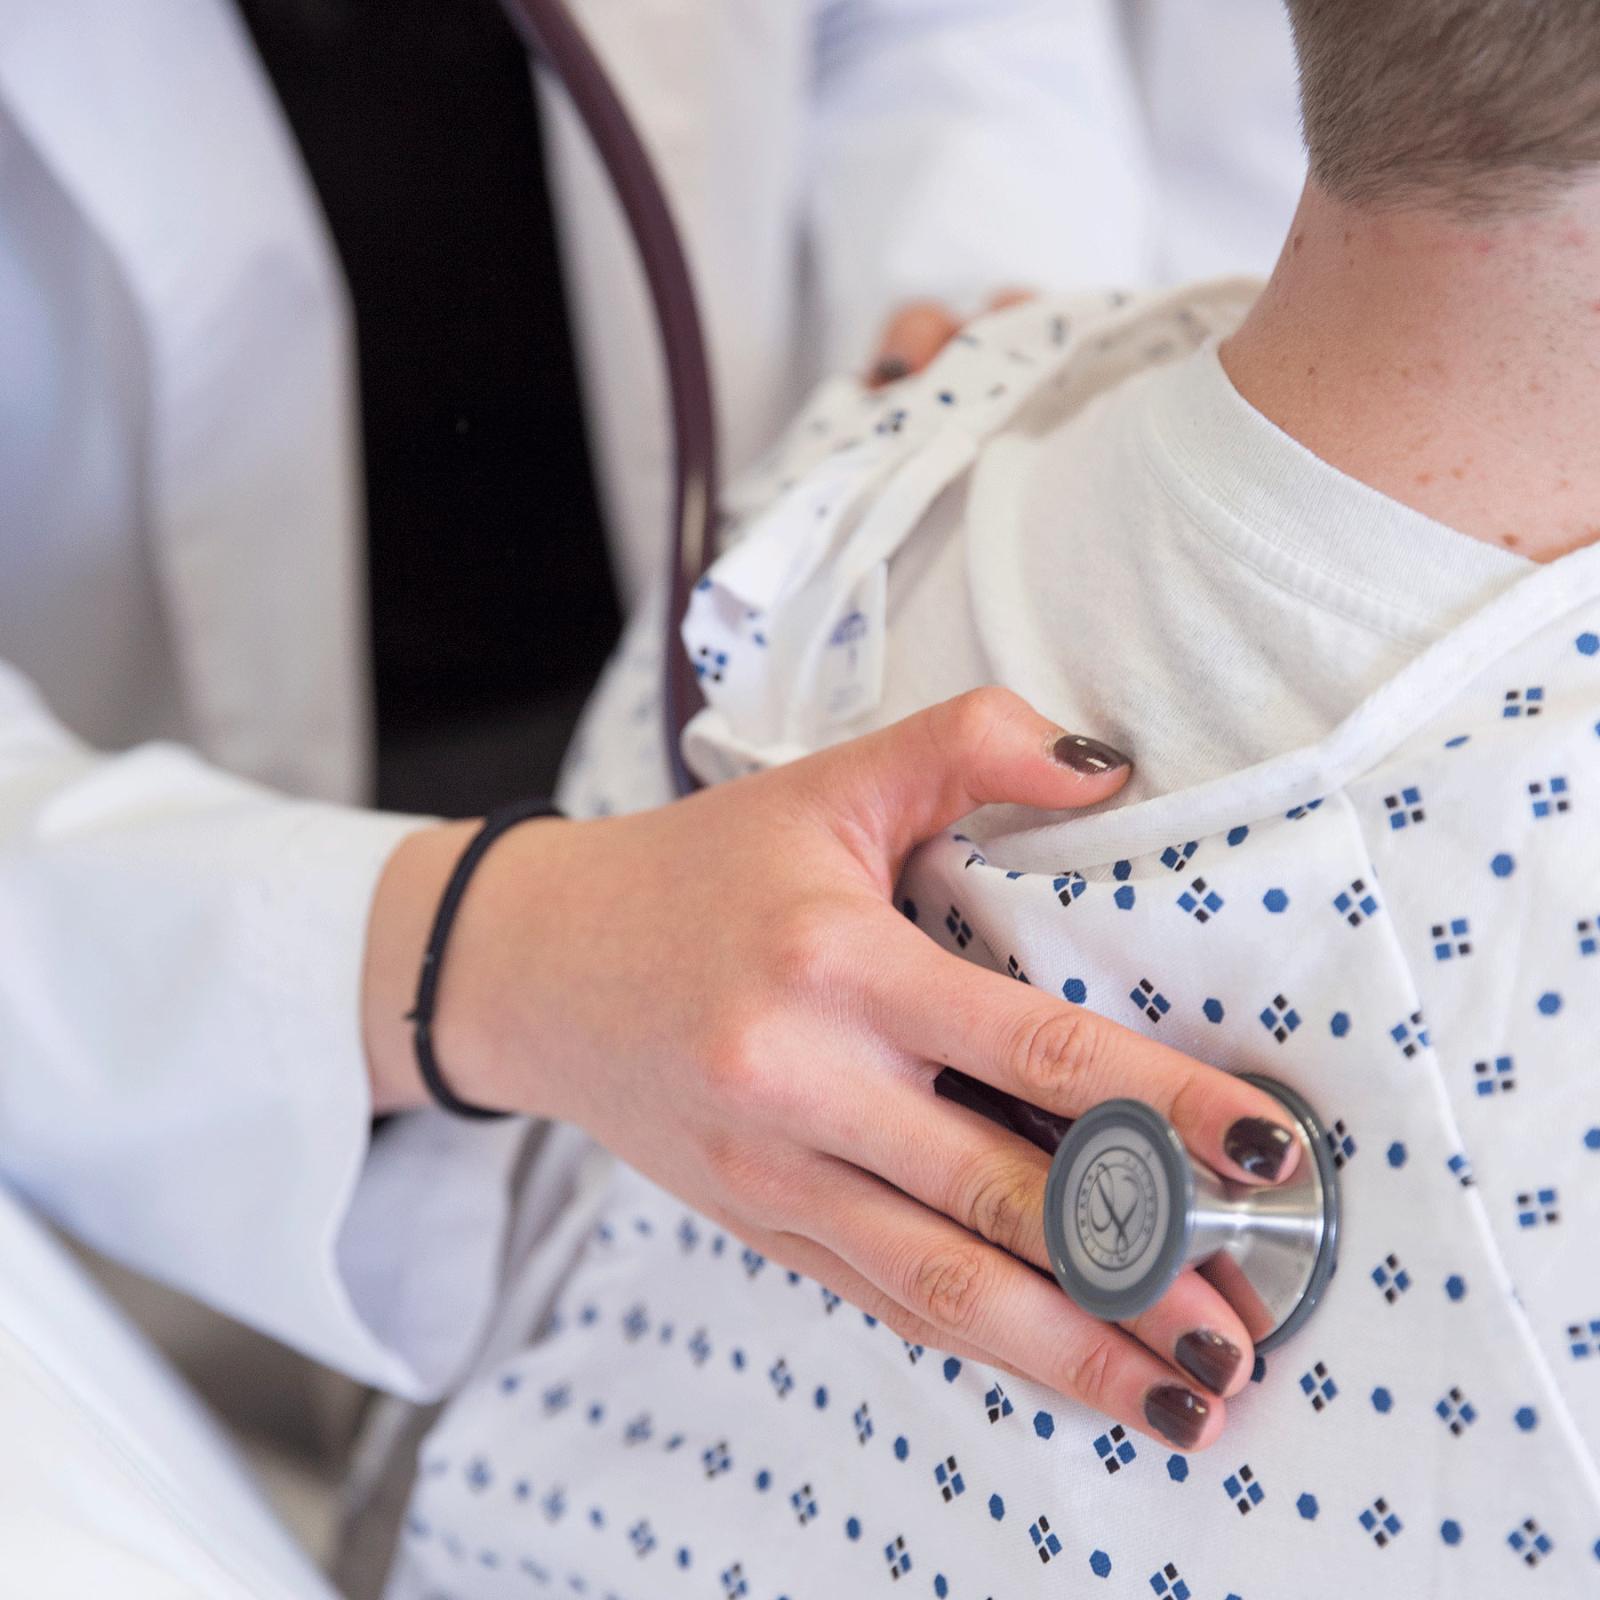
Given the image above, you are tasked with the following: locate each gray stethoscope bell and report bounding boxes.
[1042,1074,1340,1353]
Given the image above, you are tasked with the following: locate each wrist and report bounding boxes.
[361,820,479,1114]
[361,812,579,1118]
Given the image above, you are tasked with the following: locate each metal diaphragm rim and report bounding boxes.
[1236,1072,1342,1353]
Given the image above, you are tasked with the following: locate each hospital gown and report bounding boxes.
[390,292,1600,1599]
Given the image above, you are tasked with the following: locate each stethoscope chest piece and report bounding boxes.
[1042,1074,1339,1353]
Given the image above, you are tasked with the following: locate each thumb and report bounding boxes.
[802,687,1132,865]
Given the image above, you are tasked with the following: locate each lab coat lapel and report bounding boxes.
[0,0,370,802]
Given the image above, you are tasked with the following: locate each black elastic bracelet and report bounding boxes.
[408,798,564,1120]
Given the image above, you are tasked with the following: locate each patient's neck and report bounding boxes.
[1221,178,1600,564]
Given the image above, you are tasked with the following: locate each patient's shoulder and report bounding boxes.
[682,281,1260,780]
[719,278,1260,544]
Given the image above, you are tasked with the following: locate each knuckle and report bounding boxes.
[826,1268,923,1340]
[700,1009,766,1104]
[907,1243,990,1338]
[938,686,1021,756]
[921,686,1037,809]
[962,1157,1039,1257]
[700,997,825,1131]
[738,1170,793,1228]
[1063,1331,1119,1412]
[769,898,847,998]
[1013,1007,1102,1103]
[701,1129,749,1197]
[702,1135,782,1220]
[1165,1070,1214,1139]
[875,1302,939,1351]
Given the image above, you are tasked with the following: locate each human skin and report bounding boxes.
[1223,176,1600,565]
[361,688,1304,1450]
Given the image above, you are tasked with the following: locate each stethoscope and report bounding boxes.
[501,0,1340,1352]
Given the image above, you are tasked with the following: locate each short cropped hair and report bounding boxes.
[1285,0,1600,213]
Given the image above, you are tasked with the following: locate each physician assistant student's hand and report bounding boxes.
[363,688,1300,1452]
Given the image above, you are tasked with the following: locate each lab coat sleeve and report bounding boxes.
[806,0,1157,372]
[0,659,529,1401]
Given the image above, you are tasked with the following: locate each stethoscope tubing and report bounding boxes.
[496,0,716,799]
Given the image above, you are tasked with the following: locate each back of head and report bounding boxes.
[1285,0,1600,214]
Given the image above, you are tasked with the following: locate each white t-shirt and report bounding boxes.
[865,333,1528,801]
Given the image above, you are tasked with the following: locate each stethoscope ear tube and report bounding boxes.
[497,0,717,799]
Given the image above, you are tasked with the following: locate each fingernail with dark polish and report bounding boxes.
[1223,1117,1295,1181]
[1175,1329,1243,1394]
[1051,733,1131,775]
[871,355,912,385]
[1144,1384,1211,1449]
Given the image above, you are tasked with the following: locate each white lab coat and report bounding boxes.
[0,0,1302,1590]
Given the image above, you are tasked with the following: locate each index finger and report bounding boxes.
[870,918,1301,1187]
